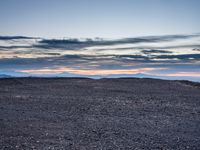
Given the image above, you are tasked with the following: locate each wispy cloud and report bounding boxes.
[35,34,200,49]
[165,72,200,77]
[19,67,159,75]
[0,36,38,40]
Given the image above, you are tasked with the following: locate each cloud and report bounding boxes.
[1,34,200,81]
[141,49,172,54]
[154,54,200,60]
[193,48,200,51]
[0,53,199,72]
[1,33,200,54]
[18,67,159,75]
[165,72,200,77]
[36,34,200,49]
[0,45,33,49]
[0,36,38,40]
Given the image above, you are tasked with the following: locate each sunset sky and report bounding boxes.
[0,0,200,81]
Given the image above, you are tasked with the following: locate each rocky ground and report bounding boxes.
[0,78,200,150]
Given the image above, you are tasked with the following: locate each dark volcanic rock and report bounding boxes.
[0,78,200,149]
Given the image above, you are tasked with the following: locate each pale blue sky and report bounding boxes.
[0,0,199,38]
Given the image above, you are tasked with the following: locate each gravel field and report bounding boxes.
[0,78,200,150]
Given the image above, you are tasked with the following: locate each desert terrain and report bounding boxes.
[0,78,200,149]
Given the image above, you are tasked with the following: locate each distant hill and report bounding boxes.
[0,72,199,82]
[0,74,11,78]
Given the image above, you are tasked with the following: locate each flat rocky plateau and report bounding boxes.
[0,78,200,150]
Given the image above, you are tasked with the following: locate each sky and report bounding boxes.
[0,0,200,81]
[0,0,200,38]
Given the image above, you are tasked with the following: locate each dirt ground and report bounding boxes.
[0,78,200,150]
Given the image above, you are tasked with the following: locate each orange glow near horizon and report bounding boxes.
[19,67,158,75]
[166,72,200,77]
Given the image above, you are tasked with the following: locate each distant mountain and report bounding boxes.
[102,73,160,79]
[53,73,163,79]
[102,73,200,82]
[0,72,199,82]
[57,72,102,79]
[0,71,30,78]
[0,74,11,78]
